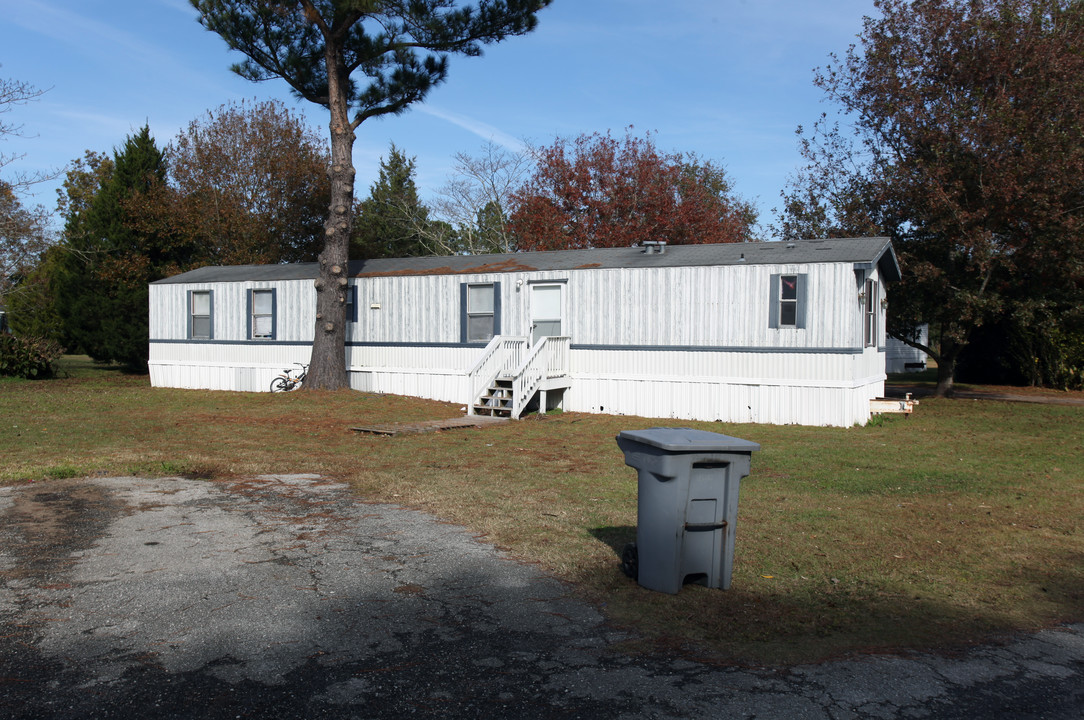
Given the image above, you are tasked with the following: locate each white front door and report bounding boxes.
[530,283,563,346]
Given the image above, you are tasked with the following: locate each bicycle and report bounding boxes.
[270,363,308,392]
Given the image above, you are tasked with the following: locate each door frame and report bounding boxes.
[528,280,566,346]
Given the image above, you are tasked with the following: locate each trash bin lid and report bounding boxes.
[617,427,760,453]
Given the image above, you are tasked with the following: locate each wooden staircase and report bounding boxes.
[467,335,571,419]
[473,377,515,417]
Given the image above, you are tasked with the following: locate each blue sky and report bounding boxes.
[2,0,876,238]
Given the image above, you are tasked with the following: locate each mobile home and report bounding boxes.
[149,237,901,426]
[886,324,929,373]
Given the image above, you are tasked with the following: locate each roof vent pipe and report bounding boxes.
[642,240,666,254]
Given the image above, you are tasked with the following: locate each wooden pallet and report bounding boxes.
[349,415,509,436]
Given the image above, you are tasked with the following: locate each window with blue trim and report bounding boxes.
[780,275,798,326]
[189,290,213,340]
[345,284,357,323]
[460,282,501,343]
[249,289,275,339]
[769,274,807,329]
[467,284,495,341]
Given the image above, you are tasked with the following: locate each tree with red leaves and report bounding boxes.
[510,129,756,251]
[780,0,1084,395]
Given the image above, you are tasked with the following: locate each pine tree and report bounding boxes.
[193,0,551,389]
[474,200,509,254]
[55,127,180,371]
[351,145,432,259]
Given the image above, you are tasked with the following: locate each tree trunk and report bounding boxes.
[933,337,961,398]
[303,49,355,391]
[934,358,955,397]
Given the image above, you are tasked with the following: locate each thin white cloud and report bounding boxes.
[416,106,527,154]
[10,1,164,65]
[9,0,237,97]
[49,106,149,140]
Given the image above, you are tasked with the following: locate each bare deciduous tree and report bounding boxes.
[431,140,530,254]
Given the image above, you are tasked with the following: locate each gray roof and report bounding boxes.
[153,237,901,284]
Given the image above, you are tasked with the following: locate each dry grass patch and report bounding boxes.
[1,356,1081,664]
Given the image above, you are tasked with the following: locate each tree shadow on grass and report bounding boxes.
[55,355,134,379]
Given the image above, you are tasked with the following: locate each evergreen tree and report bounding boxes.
[55,127,182,371]
[351,145,432,259]
[7,245,70,346]
[474,200,509,254]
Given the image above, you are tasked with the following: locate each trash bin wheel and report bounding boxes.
[621,543,638,580]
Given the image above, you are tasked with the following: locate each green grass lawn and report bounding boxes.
[2,356,1081,664]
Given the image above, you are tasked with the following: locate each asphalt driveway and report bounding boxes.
[1,474,1081,718]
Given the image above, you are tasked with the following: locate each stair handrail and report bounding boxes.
[545,336,570,378]
[510,337,550,419]
[467,335,527,415]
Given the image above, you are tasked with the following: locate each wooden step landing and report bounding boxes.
[350,415,509,436]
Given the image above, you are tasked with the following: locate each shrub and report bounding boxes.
[0,333,64,379]
[958,310,1084,390]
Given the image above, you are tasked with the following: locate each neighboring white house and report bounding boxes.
[149,237,901,427]
[886,324,929,374]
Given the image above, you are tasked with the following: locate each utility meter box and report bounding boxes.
[616,427,759,594]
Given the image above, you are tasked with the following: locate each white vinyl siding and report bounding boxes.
[153,281,314,343]
[156,265,863,349]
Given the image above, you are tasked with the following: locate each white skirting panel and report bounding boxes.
[346,344,478,404]
[563,347,885,427]
[349,368,467,405]
[150,342,478,400]
[563,374,882,426]
[149,362,281,392]
[149,342,313,392]
[150,341,887,425]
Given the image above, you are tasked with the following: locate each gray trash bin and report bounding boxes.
[616,427,759,594]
